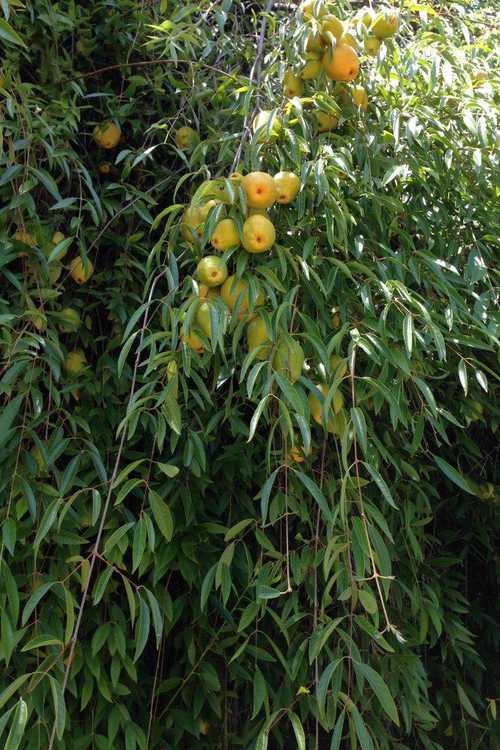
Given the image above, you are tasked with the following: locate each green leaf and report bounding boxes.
[434,456,476,495]
[200,563,217,611]
[0,19,26,47]
[413,376,438,418]
[134,596,150,662]
[403,313,414,357]
[317,658,343,716]
[258,467,280,524]
[4,699,28,750]
[252,667,267,718]
[354,662,399,725]
[148,490,174,542]
[457,683,478,720]
[156,462,180,478]
[49,677,66,740]
[21,635,63,652]
[21,582,55,626]
[0,675,31,711]
[103,522,134,555]
[289,712,305,750]
[224,518,254,542]
[363,463,398,509]
[350,702,373,750]
[330,710,345,750]
[359,589,377,615]
[351,407,367,455]
[248,393,271,443]
[293,469,332,521]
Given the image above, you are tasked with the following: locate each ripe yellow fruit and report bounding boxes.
[14,229,36,246]
[196,302,212,338]
[301,0,327,19]
[273,172,300,204]
[314,110,339,132]
[323,43,360,82]
[246,317,272,359]
[308,384,344,434]
[210,218,240,251]
[175,126,198,150]
[321,14,344,41]
[352,85,368,111]
[273,339,304,383]
[199,720,209,736]
[197,256,228,287]
[48,231,69,260]
[182,329,204,353]
[372,11,399,39]
[69,257,94,284]
[59,308,81,333]
[341,33,357,49]
[365,36,381,55]
[330,354,348,378]
[199,284,219,300]
[252,110,282,142]
[99,162,111,174]
[301,55,322,80]
[283,69,304,98]
[221,276,264,319]
[359,8,374,27]
[242,171,277,209]
[290,446,305,463]
[93,120,121,149]
[64,349,87,375]
[180,201,217,243]
[242,215,276,253]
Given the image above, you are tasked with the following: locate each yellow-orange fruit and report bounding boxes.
[196,256,228,287]
[321,14,344,41]
[182,329,204,353]
[365,36,381,55]
[242,215,276,253]
[308,384,344,434]
[283,70,304,98]
[242,172,277,209]
[69,257,94,284]
[93,120,121,149]
[175,126,198,150]
[301,55,322,80]
[221,276,264,319]
[323,43,360,82]
[372,11,399,39]
[314,110,339,132]
[210,218,240,251]
[352,85,368,111]
[64,349,87,375]
[246,317,272,359]
[273,172,300,204]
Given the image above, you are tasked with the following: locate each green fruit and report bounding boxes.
[196,256,228,288]
[247,317,272,359]
[196,302,212,338]
[59,308,81,333]
[273,338,304,383]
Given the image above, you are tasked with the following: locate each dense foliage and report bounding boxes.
[0,0,498,748]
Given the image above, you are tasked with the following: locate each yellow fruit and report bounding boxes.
[283,69,304,98]
[359,8,374,27]
[221,276,264,319]
[323,43,360,82]
[49,231,69,260]
[341,33,357,49]
[273,172,300,204]
[14,229,36,247]
[196,255,228,287]
[211,218,240,251]
[196,302,212,338]
[93,120,121,149]
[314,110,338,132]
[242,171,277,209]
[199,284,219,300]
[199,720,209,736]
[372,11,399,39]
[59,308,81,333]
[308,384,344,434]
[273,338,304,383]
[229,171,244,183]
[182,329,204,353]
[64,349,87,375]
[246,317,272,359]
[330,354,348,378]
[252,110,282,142]
[301,0,327,19]
[180,205,206,243]
[365,36,381,55]
[175,126,198,150]
[242,214,276,253]
[49,262,63,284]
[248,208,268,217]
[301,55,322,80]
[33,311,46,332]
[99,162,111,174]
[321,14,344,41]
[290,446,305,463]
[352,85,368,111]
[331,311,341,329]
[69,257,94,284]
[306,34,324,53]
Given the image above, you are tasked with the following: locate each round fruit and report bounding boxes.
[314,110,339,132]
[330,354,348,378]
[306,34,324,53]
[182,329,204,353]
[273,172,300,204]
[180,204,207,243]
[331,311,341,329]
[308,384,344,433]
[372,11,399,39]
[290,446,305,463]
[301,55,322,80]
[33,312,46,332]
[196,302,212,338]
[175,126,198,150]
[99,162,111,174]
[49,231,69,260]
[69,257,94,284]
[321,14,344,41]
[196,256,228,287]
[359,7,374,27]
[199,284,219,300]
[341,33,357,49]
[199,720,209,736]
[242,171,277,209]
[323,43,360,81]
[59,308,81,333]
[273,338,304,383]
[252,110,281,142]
[242,215,276,253]
[211,218,240,251]
[93,120,121,149]
[246,317,272,360]
[221,276,264,319]
[365,36,381,55]
[301,0,327,19]
[64,349,87,375]
[283,69,304,98]
[352,85,368,111]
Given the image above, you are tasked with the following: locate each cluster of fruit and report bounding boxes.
[280,2,399,128]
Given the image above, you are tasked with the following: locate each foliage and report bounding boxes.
[0,0,498,748]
